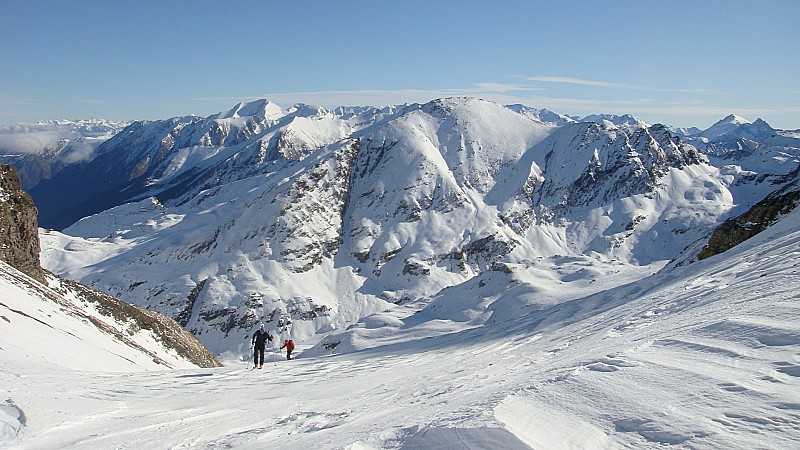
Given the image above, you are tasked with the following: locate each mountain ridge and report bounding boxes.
[33,97,799,356]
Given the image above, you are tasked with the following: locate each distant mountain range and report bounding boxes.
[3,97,796,355]
[0,119,128,190]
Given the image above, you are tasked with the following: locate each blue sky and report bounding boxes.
[1,0,798,129]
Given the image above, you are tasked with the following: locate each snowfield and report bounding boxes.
[4,209,798,448]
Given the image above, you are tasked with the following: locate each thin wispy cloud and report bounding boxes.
[473,83,544,93]
[527,76,624,88]
[0,96,38,107]
[528,75,710,94]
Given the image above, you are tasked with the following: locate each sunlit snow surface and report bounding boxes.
[4,210,800,448]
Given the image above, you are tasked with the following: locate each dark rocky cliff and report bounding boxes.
[0,163,45,282]
[698,168,800,260]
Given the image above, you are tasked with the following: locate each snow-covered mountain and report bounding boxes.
[672,113,799,160]
[30,101,402,230]
[506,104,578,126]
[2,98,798,447]
[0,119,127,190]
[701,114,752,139]
[581,113,649,130]
[670,114,800,212]
[35,97,800,358]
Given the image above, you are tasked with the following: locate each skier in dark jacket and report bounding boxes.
[251,324,272,368]
[280,339,295,360]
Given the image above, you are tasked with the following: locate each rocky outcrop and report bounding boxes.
[698,170,800,260]
[50,276,221,368]
[0,164,45,282]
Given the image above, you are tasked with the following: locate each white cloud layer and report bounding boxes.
[0,130,63,154]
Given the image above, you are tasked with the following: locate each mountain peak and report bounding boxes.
[217,99,285,120]
[702,114,752,139]
[719,114,750,125]
[751,118,773,129]
[581,113,647,129]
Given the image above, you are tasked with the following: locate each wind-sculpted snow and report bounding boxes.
[38,97,800,358]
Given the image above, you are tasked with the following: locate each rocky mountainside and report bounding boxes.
[0,164,45,282]
[30,101,402,230]
[35,97,800,356]
[698,167,800,260]
[0,162,220,369]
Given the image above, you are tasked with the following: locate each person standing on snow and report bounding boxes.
[280,339,295,360]
[251,323,272,368]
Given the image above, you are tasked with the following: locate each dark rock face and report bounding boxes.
[698,171,800,260]
[0,164,45,282]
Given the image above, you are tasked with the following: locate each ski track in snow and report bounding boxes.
[5,220,800,449]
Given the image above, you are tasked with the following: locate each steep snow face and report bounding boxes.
[488,121,721,264]
[527,123,705,217]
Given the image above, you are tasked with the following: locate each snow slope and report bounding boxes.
[0,260,216,374]
[6,207,799,448]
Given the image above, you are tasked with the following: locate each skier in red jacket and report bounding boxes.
[280,339,295,360]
